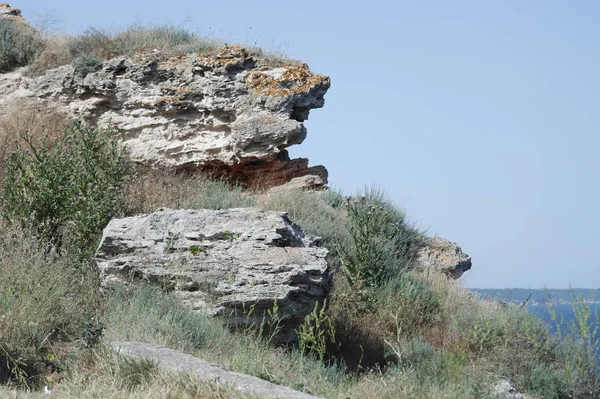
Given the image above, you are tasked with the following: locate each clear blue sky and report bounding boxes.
[22,0,600,288]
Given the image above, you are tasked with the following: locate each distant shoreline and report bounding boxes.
[470,288,600,306]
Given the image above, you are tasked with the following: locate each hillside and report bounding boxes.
[0,4,599,398]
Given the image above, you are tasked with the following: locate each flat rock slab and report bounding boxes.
[112,342,323,399]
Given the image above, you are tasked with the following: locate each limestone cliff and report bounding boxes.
[0,29,330,187]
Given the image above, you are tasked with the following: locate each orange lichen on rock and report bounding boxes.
[201,45,255,69]
[245,66,330,97]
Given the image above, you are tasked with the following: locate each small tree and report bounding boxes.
[1,121,131,255]
[338,187,425,294]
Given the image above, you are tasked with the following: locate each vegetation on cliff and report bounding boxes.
[0,19,299,76]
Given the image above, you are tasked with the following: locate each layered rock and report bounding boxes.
[417,236,472,279]
[0,44,330,187]
[94,208,330,344]
[0,3,27,24]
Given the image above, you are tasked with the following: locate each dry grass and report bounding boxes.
[119,168,257,216]
[24,36,70,76]
[0,222,100,389]
[24,24,302,77]
[0,99,66,185]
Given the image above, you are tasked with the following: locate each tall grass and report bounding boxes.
[0,223,100,388]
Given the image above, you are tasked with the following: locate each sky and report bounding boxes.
[20,0,600,288]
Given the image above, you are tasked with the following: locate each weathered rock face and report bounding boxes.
[0,45,330,187]
[94,208,329,343]
[417,236,472,279]
[0,3,27,24]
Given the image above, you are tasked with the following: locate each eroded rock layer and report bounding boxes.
[0,45,330,187]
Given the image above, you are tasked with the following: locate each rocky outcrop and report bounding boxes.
[0,3,27,24]
[418,236,472,279]
[95,208,329,344]
[0,45,330,187]
[266,173,327,195]
[112,342,323,399]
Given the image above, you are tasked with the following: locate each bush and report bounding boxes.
[0,20,44,71]
[1,121,131,254]
[71,53,104,77]
[338,186,425,293]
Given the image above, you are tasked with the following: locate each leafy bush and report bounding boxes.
[0,20,44,71]
[338,186,425,293]
[1,121,131,254]
[71,53,104,77]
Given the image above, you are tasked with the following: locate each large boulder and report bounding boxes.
[417,236,472,279]
[94,208,329,344]
[0,44,330,188]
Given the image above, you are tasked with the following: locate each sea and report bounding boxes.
[528,303,600,352]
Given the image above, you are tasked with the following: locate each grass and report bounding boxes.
[22,24,302,77]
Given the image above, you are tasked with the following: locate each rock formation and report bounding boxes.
[94,208,329,344]
[0,3,27,24]
[266,174,327,195]
[112,342,323,399]
[0,44,330,188]
[417,236,472,279]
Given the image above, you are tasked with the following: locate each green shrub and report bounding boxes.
[381,275,443,338]
[0,20,44,71]
[297,300,336,363]
[71,53,104,77]
[338,186,425,293]
[1,121,131,254]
